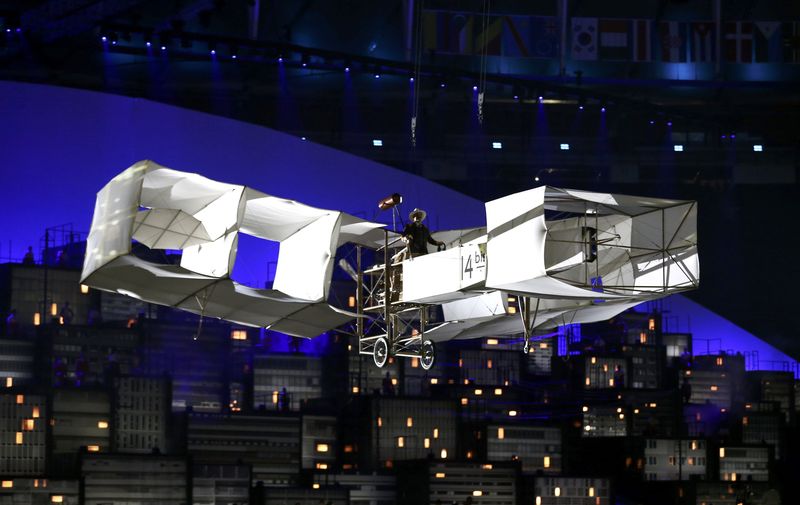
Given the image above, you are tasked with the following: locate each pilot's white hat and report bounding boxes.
[409,208,427,221]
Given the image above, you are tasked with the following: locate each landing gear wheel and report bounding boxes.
[523,339,530,355]
[420,339,436,370]
[374,337,389,368]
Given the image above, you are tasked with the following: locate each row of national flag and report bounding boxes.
[421,11,800,64]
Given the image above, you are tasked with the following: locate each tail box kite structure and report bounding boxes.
[82,162,699,369]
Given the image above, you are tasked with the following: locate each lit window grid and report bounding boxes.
[0,395,47,474]
[533,477,610,505]
[374,399,457,462]
[487,425,561,474]
[643,439,708,481]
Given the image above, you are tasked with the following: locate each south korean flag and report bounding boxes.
[572,17,598,60]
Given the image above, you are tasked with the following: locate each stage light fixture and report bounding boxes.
[667,121,673,127]
[378,193,402,210]
[409,77,414,82]
[301,53,309,67]
[209,42,216,56]
[473,85,478,91]
[674,144,684,152]
[230,46,238,59]
[753,144,763,152]
[372,139,383,147]
[560,143,570,150]
[492,142,502,149]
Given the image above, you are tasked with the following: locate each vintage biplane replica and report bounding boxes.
[82,161,699,369]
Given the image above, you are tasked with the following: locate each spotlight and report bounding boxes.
[578,105,584,110]
[101,35,107,42]
[560,143,570,150]
[649,120,655,125]
[301,53,309,67]
[230,46,238,59]
[473,85,478,91]
[721,135,727,139]
[378,193,403,210]
[300,136,307,141]
[492,141,502,149]
[374,73,380,79]
[344,66,350,72]
[538,96,543,102]
[160,45,166,51]
[208,42,216,56]
[753,144,763,152]
[600,106,606,112]
[673,144,684,152]
[534,176,540,182]
[667,121,673,127]
[730,133,736,139]
[278,56,284,63]
[440,82,446,88]
[409,77,414,82]
[145,41,152,47]
[372,139,383,147]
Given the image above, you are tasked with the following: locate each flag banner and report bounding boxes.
[632,19,651,62]
[422,11,474,54]
[502,16,530,57]
[781,21,800,63]
[658,21,688,62]
[572,17,598,60]
[598,19,631,61]
[475,15,503,56]
[690,22,715,62]
[754,21,781,62]
[530,16,559,58]
[723,21,753,62]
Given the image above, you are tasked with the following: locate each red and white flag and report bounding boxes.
[690,22,714,62]
[724,21,753,63]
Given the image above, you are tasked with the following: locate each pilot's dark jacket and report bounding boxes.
[403,221,439,255]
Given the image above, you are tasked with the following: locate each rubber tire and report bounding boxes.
[420,339,436,370]
[374,337,389,368]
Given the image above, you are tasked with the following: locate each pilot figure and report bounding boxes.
[402,208,444,257]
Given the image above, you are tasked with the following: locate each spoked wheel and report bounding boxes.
[420,339,436,370]
[523,338,530,355]
[373,337,389,368]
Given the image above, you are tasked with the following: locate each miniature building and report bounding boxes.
[643,439,708,481]
[48,325,141,386]
[621,344,663,389]
[533,477,610,505]
[741,409,784,460]
[311,473,396,505]
[746,371,795,423]
[718,446,770,482]
[487,424,561,474]
[396,462,517,505]
[0,478,79,505]
[682,355,745,411]
[50,388,110,474]
[458,348,520,386]
[584,356,627,389]
[112,376,170,454]
[81,453,188,504]
[253,353,322,411]
[187,412,300,486]
[302,415,337,470]
[0,393,46,475]
[582,404,627,438]
[0,339,36,387]
[192,463,250,505]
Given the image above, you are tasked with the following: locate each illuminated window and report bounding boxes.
[591,357,596,364]
[461,398,468,406]
[540,342,547,349]
[719,448,725,458]
[51,303,58,316]
[33,406,40,418]
[508,410,518,417]
[640,332,647,344]
[634,409,639,414]
[312,483,320,489]
[650,403,657,408]
[687,457,695,465]
[543,456,551,468]
[466,451,473,459]
[536,497,542,505]
[472,490,483,497]
[316,443,329,453]
[391,378,397,386]
[691,440,697,450]
[424,438,430,449]
[603,364,608,372]
[316,463,328,470]
[80,284,90,294]
[458,358,463,368]
[430,378,438,385]
[406,417,413,427]
[585,377,591,386]
[716,357,724,366]
[435,472,446,478]
[16,394,24,404]
[497,427,505,439]
[411,357,419,368]
[507,306,517,314]
[15,432,23,444]
[34,312,41,326]
[397,437,404,448]
[272,391,279,404]
[347,295,355,307]
[230,330,247,340]
[482,464,493,469]
[710,385,718,391]
[440,448,447,459]
[609,378,615,387]
[51,496,63,503]
[98,421,109,429]
[87,445,100,452]
[487,338,498,345]
[589,487,595,497]
[433,428,439,439]
[554,487,561,497]
[619,413,625,420]
[487,359,493,369]
[648,318,656,331]
[2,481,12,488]
[474,389,483,396]
[22,419,34,431]
[377,417,382,427]
[731,472,737,482]
[344,444,354,453]
[351,386,359,393]
[494,388,502,396]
